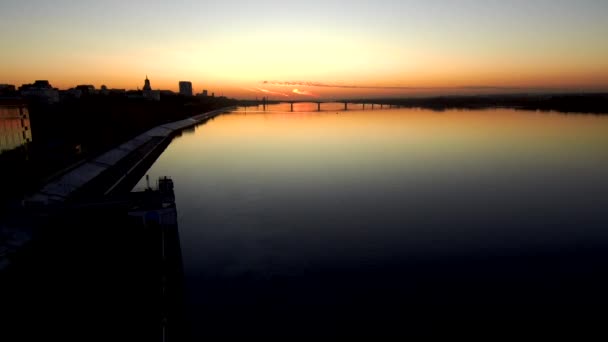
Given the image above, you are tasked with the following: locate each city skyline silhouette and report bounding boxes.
[1,0,607,98]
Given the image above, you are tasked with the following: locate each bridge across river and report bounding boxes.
[245,100,402,112]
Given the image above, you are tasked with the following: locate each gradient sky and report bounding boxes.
[1,0,607,99]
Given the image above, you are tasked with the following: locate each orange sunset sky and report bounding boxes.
[1,0,607,99]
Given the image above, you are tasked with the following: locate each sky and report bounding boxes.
[1,0,607,99]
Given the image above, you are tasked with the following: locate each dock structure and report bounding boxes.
[128,177,184,342]
[3,176,186,341]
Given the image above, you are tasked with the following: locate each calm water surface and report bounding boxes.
[136,107,608,335]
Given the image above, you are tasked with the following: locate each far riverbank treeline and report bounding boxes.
[241,93,608,114]
[351,93,608,114]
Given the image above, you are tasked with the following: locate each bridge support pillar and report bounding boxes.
[317,103,321,112]
[344,102,348,111]
[290,102,294,112]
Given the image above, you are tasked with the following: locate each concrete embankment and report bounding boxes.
[26,106,236,206]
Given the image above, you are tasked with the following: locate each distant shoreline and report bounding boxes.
[237,93,608,115]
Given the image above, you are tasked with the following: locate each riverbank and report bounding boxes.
[350,93,608,114]
[237,93,608,114]
[25,106,236,206]
[0,95,239,211]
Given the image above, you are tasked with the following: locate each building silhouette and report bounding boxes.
[143,76,152,92]
[179,81,193,97]
[75,85,96,96]
[19,80,60,103]
[0,84,17,97]
[142,76,160,101]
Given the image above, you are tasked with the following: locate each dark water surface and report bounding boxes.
[136,107,608,336]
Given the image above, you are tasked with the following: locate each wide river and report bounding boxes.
[136,104,608,336]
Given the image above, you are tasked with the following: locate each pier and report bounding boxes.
[128,177,184,342]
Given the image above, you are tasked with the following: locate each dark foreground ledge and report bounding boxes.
[1,179,186,342]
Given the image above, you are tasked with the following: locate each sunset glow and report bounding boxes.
[1,0,607,99]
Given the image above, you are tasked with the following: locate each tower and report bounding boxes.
[179,81,193,96]
[142,75,160,101]
[143,76,151,91]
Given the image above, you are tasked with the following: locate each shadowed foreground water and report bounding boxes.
[136,107,608,337]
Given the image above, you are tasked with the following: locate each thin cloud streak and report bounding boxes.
[242,87,290,97]
[257,87,289,97]
[292,88,317,97]
[262,81,521,91]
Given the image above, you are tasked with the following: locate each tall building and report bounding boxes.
[179,81,193,97]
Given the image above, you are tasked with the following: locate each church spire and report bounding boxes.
[143,75,151,91]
